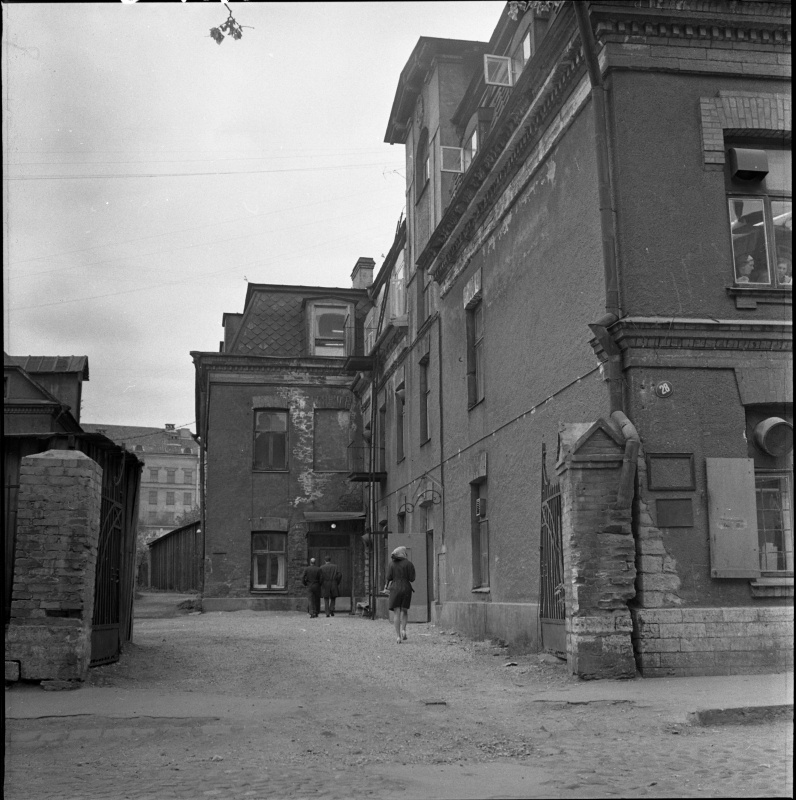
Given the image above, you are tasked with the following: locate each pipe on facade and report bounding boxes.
[574,2,625,416]
[611,410,640,509]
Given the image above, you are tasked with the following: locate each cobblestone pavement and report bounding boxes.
[5,604,793,799]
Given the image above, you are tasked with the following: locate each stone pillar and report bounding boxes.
[557,421,637,679]
[5,450,102,683]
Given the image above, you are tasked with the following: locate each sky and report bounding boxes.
[3,1,506,431]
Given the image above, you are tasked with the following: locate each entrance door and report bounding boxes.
[388,532,429,623]
[307,546,351,598]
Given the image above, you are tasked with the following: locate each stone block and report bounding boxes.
[5,661,20,681]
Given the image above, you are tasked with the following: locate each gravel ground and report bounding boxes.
[4,595,793,799]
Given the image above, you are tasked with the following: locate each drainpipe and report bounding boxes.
[574,2,639,507]
[574,2,623,414]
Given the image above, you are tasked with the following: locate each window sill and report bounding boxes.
[726,286,792,309]
[750,576,794,598]
[468,398,485,412]
[471,586,491,594]
[415,180,429,205]
[420,437,431,447]
[252,469,290,474]
[250,589,288,594]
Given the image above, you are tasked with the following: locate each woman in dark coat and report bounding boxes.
[383,546,415,643]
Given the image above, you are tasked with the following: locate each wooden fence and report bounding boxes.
[149,521,203,592]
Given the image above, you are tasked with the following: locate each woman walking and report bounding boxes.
[384,546,415,643]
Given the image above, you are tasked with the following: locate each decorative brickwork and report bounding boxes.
[700,91,791,168]
[557,421,637,679]
[5,450,102,682]
[632,606,794,677]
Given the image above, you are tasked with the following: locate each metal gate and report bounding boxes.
[90,453,126,666]
[539,444,565,657]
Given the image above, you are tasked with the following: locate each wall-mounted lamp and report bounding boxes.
[754,417,793,457]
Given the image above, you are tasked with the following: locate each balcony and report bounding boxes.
[347,445,387,483]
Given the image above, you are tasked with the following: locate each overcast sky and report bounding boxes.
[3,1,506,431]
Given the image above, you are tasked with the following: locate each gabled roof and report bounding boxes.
[4,354,89,380]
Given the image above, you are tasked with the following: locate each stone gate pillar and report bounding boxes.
[5,450,102,684]
[556,421,637,679]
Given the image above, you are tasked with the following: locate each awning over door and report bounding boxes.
[303,511,365,522]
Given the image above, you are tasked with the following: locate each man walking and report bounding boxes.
[302,557,322,618]
[319,555,342,617]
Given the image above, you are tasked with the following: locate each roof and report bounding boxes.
[4,354,89,380]
[81,424,196,452]
[384,37,489,145]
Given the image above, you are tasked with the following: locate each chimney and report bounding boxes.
[165,423,175,431]
[351,257,375,290]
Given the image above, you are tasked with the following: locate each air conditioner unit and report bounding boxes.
[475,498,487,518]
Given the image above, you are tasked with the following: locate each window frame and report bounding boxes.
[253,409,289,472]
[148,490,157,506]
[166,469,176,484]
[395,386,406,463]
[309,303,350,357]
[183,492,192,506]
[466,300,485,408]
[149,468,159,482]
[726,145,792,289]
[251,532,288,591]
[415,128,430,201]
[419,355,430,445]
[755,470,794,573]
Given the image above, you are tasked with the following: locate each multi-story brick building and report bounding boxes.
[191,263,373,612]
[365,0,792,677]
[81,424,200,543]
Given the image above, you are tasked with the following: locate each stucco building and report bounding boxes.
[81,423,200,543]
[364,0,792,677]
[191,264,373,612]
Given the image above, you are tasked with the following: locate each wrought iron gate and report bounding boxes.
[539,444,565,657]
[90,454,125,666]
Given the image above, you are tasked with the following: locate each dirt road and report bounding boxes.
[4,595,793,799]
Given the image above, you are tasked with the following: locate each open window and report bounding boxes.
[305,299,354,357]
[727,146,792,288]
[484,54,514,87]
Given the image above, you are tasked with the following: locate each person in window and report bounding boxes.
[776,256,792,287]
[735,253,764,284]
[383,546,415,644]
[302,558,322,618]
[319,555,342,617]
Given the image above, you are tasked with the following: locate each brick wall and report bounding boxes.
[633,606,794,677]
[557,421,637,679]
[5,450,102,683]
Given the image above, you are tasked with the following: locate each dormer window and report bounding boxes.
[306,299,354,357]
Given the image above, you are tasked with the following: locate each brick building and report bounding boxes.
[365,0,792,677]
[191,264,373,612]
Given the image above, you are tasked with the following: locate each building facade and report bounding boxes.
[81,424,200,543]
[192,265,373,612]
[366,0,792,677]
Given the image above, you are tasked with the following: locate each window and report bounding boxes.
[415,128,430,197]
[183,493,192,506]
[464,128,478,172]
[727,146,792,288]
[416,267,430,324]
[395,386,405,462]
[183,469,193,483]
[148,511,157,522]
[471,482,489,588]
[254,410,288,470]
[166,492,175,506]
[419,356,430,444]
[511,29,533,79]
[756,474,793,571]
[149,468,159,482]
[483,54,513,87]
[311,305,348,356]
[252,532,287,590]
[314,409,350,471]
[135,445,144,452]
[166,469,176,484]
[148,490,157,505]
[466,301,485,407]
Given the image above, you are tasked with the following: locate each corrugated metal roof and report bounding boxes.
[4,354,89,379]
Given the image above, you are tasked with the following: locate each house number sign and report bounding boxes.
[655,381,674,398]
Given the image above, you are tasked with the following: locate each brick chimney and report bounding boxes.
[351,257,375,290]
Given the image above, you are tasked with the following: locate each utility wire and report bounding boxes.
[3,162,404,181]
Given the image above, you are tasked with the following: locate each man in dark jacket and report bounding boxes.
[302,558,322,618]
[319,555,342,617]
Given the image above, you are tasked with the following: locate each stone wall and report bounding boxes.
[557,421,637,679]
[633,606,794,677]
[5,450,102,683]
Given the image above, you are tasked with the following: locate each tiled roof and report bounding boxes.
[82,424,196,453]
[232,292,305,356]
[4,354,89,380]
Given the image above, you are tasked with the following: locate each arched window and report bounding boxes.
[415,128,430,197]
